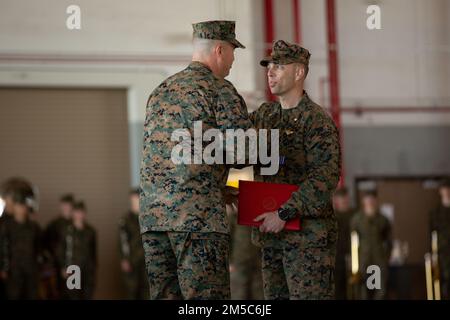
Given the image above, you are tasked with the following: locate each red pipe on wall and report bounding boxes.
[326,0,341,129]
[264,0,276,101]
[264,0,274,55]
[292,0,302,44]
[326,0,344,186]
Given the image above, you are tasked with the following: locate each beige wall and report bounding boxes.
[1,0,449,128]
[0,88,131,299]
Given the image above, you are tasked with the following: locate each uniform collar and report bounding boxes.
[297,91,310,109]
[292,90,310,110]
[279,90,310,112]
[188,61,214,74]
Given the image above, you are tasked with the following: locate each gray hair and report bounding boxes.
[192,38,225,56]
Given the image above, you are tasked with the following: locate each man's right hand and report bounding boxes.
[223,186,239,208]
[0,271,8,280]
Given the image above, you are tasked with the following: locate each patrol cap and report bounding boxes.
[192,20,245,49]
[60,193,75,204]
[260,40,311,67]
[73,201,87,212]
[1,177,30,197]
[6,178,39,212]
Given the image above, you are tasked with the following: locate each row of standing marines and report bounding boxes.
[0,178,448,300]
[0,180,148,300]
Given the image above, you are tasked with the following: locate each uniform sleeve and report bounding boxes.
[247,106,271,174]
[42,223,52,253]
[56,228,68,268]
[248,103,269,127]
[214,83,257,168]
[384,218,393,259]
[214,82,253,131]
[92,229,98,269]
[118,217,130,260]
[279,113,341,219]
[35,224,44,265]
[350,213,359,234]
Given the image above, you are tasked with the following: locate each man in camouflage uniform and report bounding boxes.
[0,178,19,299]
[139,20,253,300]
[0,178,21,225]
[228,206,264,300]
[350,190,392,300]
[250,40,341,300]
[45,194,75,255]
[333,187,356,299]
[429,178,450,300]
[44,193,75,298]
[119,188,149,299]
[0,179,42,299]
[58,201,97,300]
[0,178,33,227]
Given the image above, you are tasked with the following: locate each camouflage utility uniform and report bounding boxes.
[139,20,252,300]
[251,40,341,300]
[119,211,149,299]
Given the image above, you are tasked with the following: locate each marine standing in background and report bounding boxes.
[0,179,42,299]
[429,178,450,300]
[44,193,75,298]
[58,201,97,300]
[119,188,149,299]
[45,194,75,256]
[333,187,356,299]
[350,190,392,300]
[0,178,20,299]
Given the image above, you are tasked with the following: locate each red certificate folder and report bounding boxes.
[237,180,301,231]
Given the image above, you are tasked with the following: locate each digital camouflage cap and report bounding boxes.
[192,20,245,49]
[260,40,310,67]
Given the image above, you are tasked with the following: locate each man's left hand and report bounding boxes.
[254,211,286,233]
